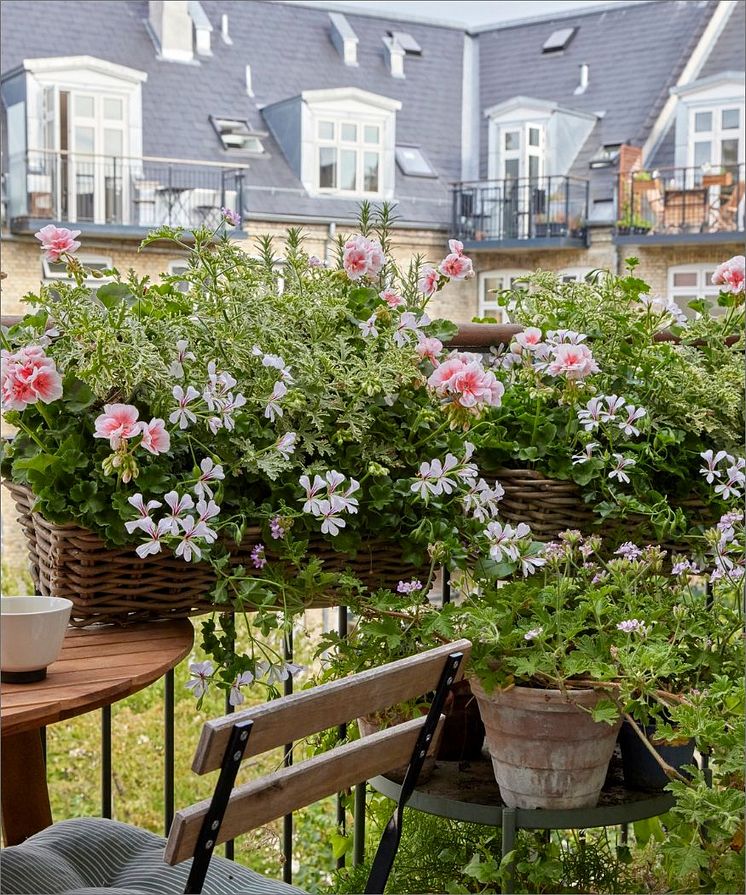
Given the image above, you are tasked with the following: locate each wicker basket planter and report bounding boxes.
[4,482,422,627]
[484,467,714,554]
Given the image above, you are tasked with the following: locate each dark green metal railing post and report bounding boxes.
[164,669,175,836]
[283,628,294,884]
[102,705,112,818]
[336,605,348,869]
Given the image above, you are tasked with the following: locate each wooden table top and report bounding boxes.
[1,619,194,737]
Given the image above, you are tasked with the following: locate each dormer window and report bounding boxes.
[317,119,382,194]
[211,117,265,154]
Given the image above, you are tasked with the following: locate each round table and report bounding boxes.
[1,619,193,845]
[370,756,674,894]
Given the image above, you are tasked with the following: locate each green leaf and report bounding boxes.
[96,282,137,309]
[590,698,620,725]
[330,832,351,860]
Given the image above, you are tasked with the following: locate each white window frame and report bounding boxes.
[687,104,743,170]
[671,74,745,171]
[315,117,384,197]
[43,253,113,283]
[667,263,721,315]
[558,267,592,283]
[299,88,400,200]
[478,269,530,320]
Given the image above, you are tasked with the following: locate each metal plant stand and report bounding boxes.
[370,756,674,894]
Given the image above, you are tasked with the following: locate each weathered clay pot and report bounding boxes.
[358,709,443,783]
[470,680,622,809]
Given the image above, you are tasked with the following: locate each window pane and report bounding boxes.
[363,151,379,192]
[483,276,503,294]
[504,131,520,151]
[673,272,698,287]
[529,127,540,147]
[104,129,122,156]
[341,123,357,142]
[364,125,380,144]
[318,121,334,140]
[722,109,740,130]
[319,146,336,188]
[721,138,739,168]
[75,95,95,117]
[75,126,95,153]
[528,155,540,180]
[693,141,712,167]
[504,158,519,179]
[103,98,123,120]
[340,149,357,190]
[694,111,712,133]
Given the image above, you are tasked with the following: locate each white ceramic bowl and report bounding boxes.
[1,596,73,683]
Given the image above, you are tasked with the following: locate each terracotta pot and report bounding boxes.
[470,680,622,809]
[357,708,443,783]
[438,679,485,761]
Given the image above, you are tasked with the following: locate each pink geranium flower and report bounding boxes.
[439,252,473,280]
[342,235,384,281]
[139,418,171,455]
[712,255,745,295]
[34,225,81,263]
[93,403,141,449]
[380,288,405,309]
[448,239,465,256]
[416,335,444,364]
[1,346,63,411]
[427,352,504,411]
[546,343,599,380]
[418,266,439,296]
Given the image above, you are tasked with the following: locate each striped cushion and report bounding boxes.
[0,817,306,895]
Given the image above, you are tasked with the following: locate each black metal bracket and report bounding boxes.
[364,651,464,894]
[183,719,253,895]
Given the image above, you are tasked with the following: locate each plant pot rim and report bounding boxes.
[470,677,617,701]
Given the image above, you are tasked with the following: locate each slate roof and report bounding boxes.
[1,0,742,227]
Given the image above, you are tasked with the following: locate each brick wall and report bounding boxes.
[615,241,744,296]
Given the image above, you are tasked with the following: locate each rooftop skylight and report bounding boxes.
[211,116,265,153]
[395,145,436,177]
[542,27,576,53]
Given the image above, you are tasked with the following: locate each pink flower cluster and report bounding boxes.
[343,235,385,281]
[34,225,81,263]
[427,351,504,412]
[1,345,63,411]
[94,403,170,455]
[417,240,474,297]
[546,342,599,380]
[712,255,745,295]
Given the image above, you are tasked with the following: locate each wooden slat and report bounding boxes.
[192,639,471,775]
[167,715,443,865]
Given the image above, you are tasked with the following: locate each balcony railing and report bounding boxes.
[452,175,589,245]
[616,163,745,238]
[4,150,247,232]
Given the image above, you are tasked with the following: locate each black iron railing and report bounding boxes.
[4,150,246,231]
[452,175,589,243]
[616,163,745,236]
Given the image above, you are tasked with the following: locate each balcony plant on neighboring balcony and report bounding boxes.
[0,206,535,697]
[477,259,745,553]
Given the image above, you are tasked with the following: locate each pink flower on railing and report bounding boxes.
[1,346,63,412]
[139,418,171,455]
[546,343,599,380]
[93,403,142,449]
[712,255,745,295]
[427,352,504,411]
[34,225,81,263]
[343,235,384,281]
[417,266,439,297]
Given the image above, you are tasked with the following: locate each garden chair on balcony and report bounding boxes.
[0,639,470,895]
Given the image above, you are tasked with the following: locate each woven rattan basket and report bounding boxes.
[4,481,422,626]
[486,467,713,555]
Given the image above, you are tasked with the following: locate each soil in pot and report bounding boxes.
[470,680,621,810]
[618,720,695,791]
[437,679,485,762]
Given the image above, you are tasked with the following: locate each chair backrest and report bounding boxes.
[164,639,471,892]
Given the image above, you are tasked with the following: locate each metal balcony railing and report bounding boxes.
[4,150,247,231]
[452,175,589,244]
[616,163,745,237]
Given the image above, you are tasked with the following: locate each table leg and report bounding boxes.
[501,806,516,895]
[1,729,52,845]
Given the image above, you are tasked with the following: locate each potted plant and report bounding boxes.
[479,259,744,551]
[442,527,741,809]
[0,205,508,698]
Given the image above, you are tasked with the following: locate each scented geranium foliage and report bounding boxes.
[0,204,531,697]
[480,258,744,543]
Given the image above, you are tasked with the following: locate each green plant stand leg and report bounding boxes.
[501,806,516,894]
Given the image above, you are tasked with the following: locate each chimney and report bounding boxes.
[329,12,358,66]
[188,1,213,57]
[149,1,193,63]
[574,63,589,95]
[383,36,405,78]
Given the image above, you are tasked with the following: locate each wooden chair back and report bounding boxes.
[164,639,471,890]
